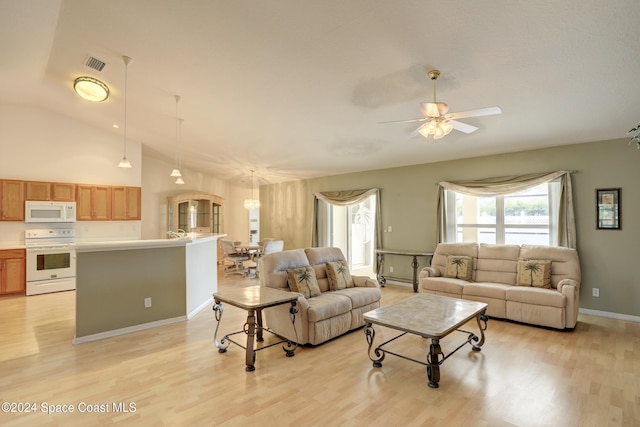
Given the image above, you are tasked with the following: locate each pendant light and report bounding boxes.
[174,118,185,185]
[170,95,183,179]
[243,170,260,209]
[118,56,133,168]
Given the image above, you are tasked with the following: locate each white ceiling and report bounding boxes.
[2,0,640,187]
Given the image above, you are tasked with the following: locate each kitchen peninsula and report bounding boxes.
[73,233,225,343]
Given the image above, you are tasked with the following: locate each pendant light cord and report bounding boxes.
[123,56,130,157]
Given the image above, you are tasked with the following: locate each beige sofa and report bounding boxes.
[259,247,381,345]
[419,243,581,329]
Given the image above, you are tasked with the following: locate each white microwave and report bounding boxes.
[25,201,77,223]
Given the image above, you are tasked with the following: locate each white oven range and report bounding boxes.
[25,228,76,296]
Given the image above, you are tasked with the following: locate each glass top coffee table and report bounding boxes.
[364,294,488,388]
[213,286,299,371]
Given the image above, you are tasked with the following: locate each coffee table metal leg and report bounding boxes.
[244,309,257,371]
[364,322,385,367]
[471,313,488,351]
[427,339,442,388]
[212,302,230,353]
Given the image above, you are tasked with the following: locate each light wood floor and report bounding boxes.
[1,272,639,427]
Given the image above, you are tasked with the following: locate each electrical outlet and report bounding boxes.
[592,288,599,297]
[389,266,394,273]
[144,297,152,308]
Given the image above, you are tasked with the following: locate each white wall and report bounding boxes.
[140,154,249,240]
[0,105,141,185]
[0,105,246,244]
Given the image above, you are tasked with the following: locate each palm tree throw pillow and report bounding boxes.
[444,255,473,280]
[516,259,552,288]
[326,261,354,290]
[286,266,321,298]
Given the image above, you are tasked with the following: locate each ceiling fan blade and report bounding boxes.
[450,120,479,134]
[378,117,427,124]
[409,123,426,138]
[446,106,502,120]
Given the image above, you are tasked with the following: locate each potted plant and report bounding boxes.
[629,121,640,149]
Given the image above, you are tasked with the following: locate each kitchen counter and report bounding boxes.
[75,233,222,252]
[0,242,25,250]
[73,233,226,343]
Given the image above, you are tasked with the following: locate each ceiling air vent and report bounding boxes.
[84,56,106,72]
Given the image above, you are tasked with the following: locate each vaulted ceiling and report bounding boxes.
[2,0,640,186]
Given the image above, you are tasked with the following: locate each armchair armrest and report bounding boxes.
[419,267,440,280]
[556,278,579,293]
[352,275,380,288]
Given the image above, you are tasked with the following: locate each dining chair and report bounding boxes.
[220,240,249,277]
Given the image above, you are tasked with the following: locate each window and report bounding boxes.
[445,182,561,245]
[437,171,575,248]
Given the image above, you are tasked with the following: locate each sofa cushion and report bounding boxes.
[306,293,353,322]
[326,260,354,290]
[431,242,478,279]
[286,266,321,298]
[475,244,520,285]
[506,286,565,308]
[305,247,346,265]
[260,249,310,291]
[463,282,510,300]
[520,245,581,289]
[444,255,473,280]
[422,277,467,296]
[516,259,552,288]
[334,287,380,309]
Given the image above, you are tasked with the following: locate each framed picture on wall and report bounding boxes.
[596,188,621,230]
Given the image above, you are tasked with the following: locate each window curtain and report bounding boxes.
[436,171,576,248]
[312,188,382,260]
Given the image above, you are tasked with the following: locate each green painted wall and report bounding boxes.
[260,138,640,317]
[76,247,187,337]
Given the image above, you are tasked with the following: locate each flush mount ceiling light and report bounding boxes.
[170,95,183,180]
[73,76,110,102]
[243,170,260,210]
[118,56,133,168]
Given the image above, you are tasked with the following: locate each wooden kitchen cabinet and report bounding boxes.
[0,180,25,221]
[52,183,76,201]
[26,181,76,201]
[76,185,111,220]
[111,186,141,220]
[25,181,51,200]
[0,249,26,295]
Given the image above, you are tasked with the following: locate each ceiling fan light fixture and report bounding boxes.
[419,118,453,140]
[74,76,110,102]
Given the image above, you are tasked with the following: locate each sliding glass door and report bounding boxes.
[316,193,376,277]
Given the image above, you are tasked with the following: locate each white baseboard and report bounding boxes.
[72,316,188,345]
[187,296,213,320]
[579,308,640,323]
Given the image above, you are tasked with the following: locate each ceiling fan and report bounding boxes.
[380,69,502,140]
